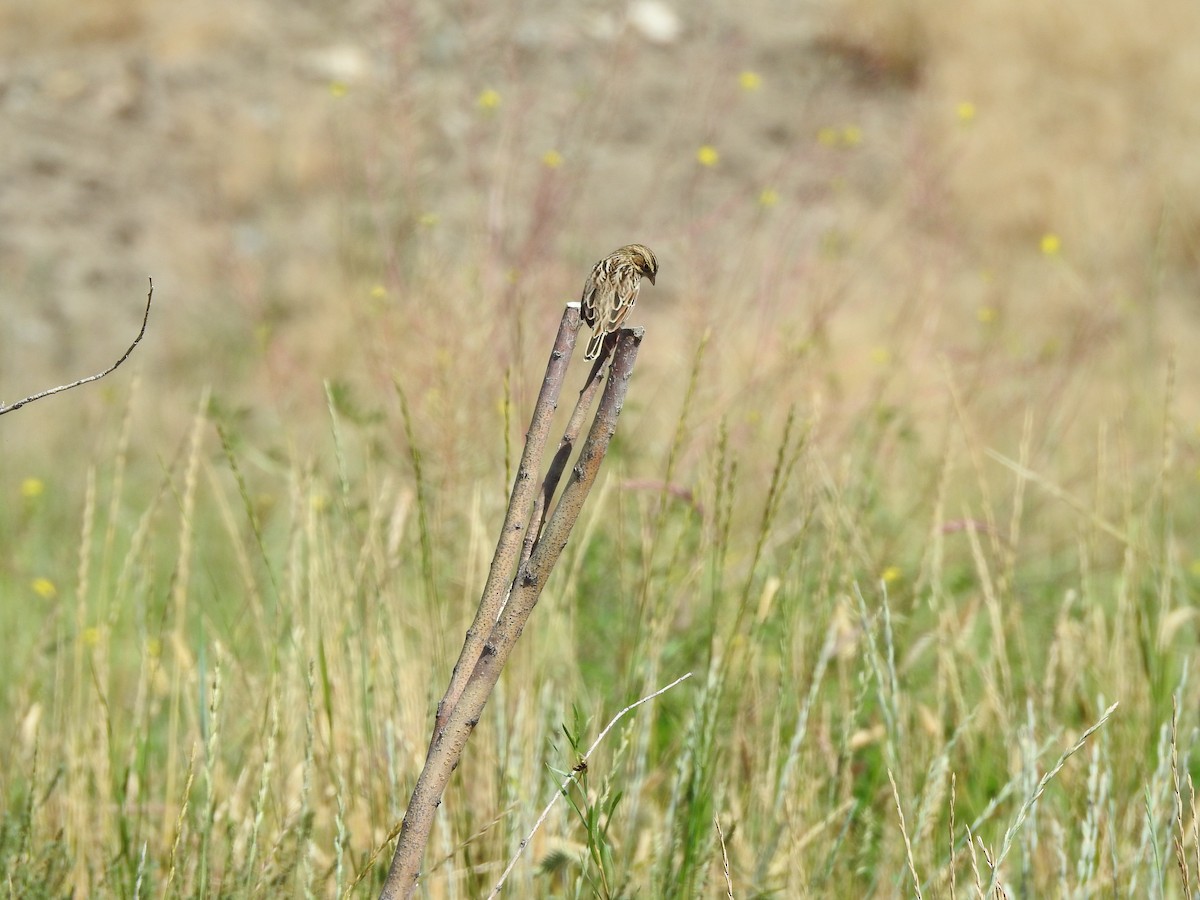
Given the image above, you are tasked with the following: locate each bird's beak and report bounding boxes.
[647,272,656,285]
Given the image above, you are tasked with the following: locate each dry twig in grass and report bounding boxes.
[486,672,693,898]
[379,306,646,900]
[984,701,1120,895]
[889,767,924,900]
[714,810,735,899]
[0,278,154,416]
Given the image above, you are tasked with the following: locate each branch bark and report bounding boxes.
[429,304,581,749]
[520,349,607,571]
[380,325,644,900]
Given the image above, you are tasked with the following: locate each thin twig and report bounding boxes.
[965,824,984,899]
[984,701,1119,895]
[0,278,154,416]
[949,773,957,900]
[888,768,924,900]
[985,449,1131,546]
[487,672,693,898]
[715,810,735,900]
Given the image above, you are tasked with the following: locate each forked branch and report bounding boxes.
[429,303,582,749]
[380,322,644,900]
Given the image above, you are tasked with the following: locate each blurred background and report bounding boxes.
[5,0,1198,453]
[3,0,1200,895]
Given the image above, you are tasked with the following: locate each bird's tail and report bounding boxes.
[585,331,605,360]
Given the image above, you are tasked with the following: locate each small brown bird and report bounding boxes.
[579,244,659,360]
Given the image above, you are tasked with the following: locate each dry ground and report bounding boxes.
[4,0,1197,450]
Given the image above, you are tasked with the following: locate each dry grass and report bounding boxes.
[3,0,1200,897]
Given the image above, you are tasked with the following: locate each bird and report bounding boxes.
[579,244,658,360]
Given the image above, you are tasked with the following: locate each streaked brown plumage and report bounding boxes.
[579,244,659,360]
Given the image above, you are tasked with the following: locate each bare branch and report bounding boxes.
[520,347,607,571]
[429,303,582,749]
[380,326,645,900]
[0,278,154,417]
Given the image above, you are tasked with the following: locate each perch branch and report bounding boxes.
[520,349,607,571]
[430,304,581,747]
[380,327,644,900]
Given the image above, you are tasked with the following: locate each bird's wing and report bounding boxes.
[580,268,604,327]
[605,277,641,330]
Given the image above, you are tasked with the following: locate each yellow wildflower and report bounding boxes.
[738,71,762,91]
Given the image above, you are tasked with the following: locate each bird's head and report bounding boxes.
[622,244,658,285]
